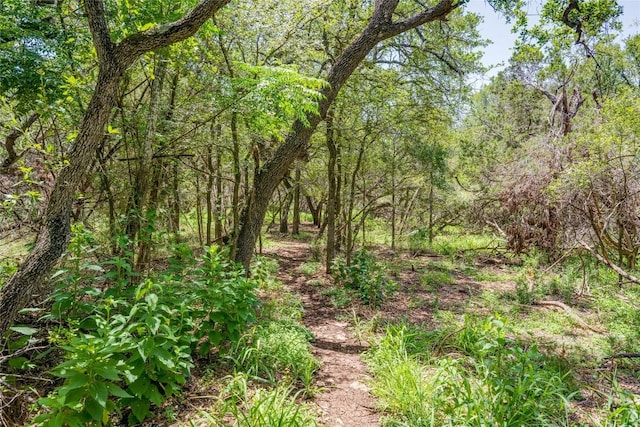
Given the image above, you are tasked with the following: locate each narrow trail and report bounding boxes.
[265,238,380,427]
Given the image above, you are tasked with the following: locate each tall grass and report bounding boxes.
[230,386,318,427]
[365,317,576,427]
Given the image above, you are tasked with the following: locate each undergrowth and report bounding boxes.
[365,316,576,427]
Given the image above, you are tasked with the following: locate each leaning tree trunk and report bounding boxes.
[0,0,231,336]
[235,0,460,270]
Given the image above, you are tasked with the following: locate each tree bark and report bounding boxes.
[292,167,301,235]
[0,0,231,336]
[326,111,338,273]
[230,112,241,258]
[234,0,460,270]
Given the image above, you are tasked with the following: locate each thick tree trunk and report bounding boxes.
[0,0,231,336]
[306,196,322,227]
[234,0,459,270]
[206,145,214,246]
[0,65,122,335]
[170,160,180,240]
[235,122,318,269]
[129,58,166,269]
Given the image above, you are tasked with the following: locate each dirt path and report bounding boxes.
[265,238,380,427]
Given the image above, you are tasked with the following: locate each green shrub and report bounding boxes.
[36,280,196,425]
[36,241,260,425]
[332,249,395,306]
[420,269,454,289]
[320,286,355,308]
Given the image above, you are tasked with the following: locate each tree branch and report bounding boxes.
[381,0,462,39]
[116,0,230,67]
[1,113,39,169]
[580,240,640,285]
[83,0,115,64]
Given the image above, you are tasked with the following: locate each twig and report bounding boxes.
[0,342,47,365]
[434,326,465,358]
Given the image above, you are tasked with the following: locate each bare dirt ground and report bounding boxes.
[263,237,380,427]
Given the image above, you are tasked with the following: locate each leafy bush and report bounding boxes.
[332,249,395,306]
[320,286,355,309]
[299,261,321,276]
[36,239,260,425]
[36,280,196,425]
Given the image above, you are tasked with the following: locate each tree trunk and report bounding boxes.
[292,167,301,235]
[234,0,460,270]
[326,111,338,273]
[170,160,180,241]
[346,135,367,265]
[428,170,435,244]
[230,112,241,258]
[0,0,231,336]
[215,137,224,240]
[130,58,166,269]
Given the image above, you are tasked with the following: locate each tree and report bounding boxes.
[234,0,467,270]
[0,0,231,336]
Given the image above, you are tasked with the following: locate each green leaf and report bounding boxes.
[59,373,90,392]
[147,383,164,406]
[145,293,158,310]
[128,377,150,397]
[105,383,132,398]
[146,316,161,334]
[8,356,31,369]
[130,398,150,422]
[152,348,175,369]
[9,326,38,335]
[94,365,121,381]
[89,381,109,408]
[84,396,104,421]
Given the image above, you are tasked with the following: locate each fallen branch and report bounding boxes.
[579,240,640,285]
[604,353,640,360]
[533,300,606,334]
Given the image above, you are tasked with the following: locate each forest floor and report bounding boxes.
[258,233,512,426]
[263,235,380,427]
[3,225,640,426]
[258,226,640,426]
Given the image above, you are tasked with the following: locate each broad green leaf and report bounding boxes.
[84,396,104,421]
[9,326,38,335]
[130,398,150,422]
[106,383,132,398]
[89,381,109,408]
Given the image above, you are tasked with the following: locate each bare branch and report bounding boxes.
[580,240,640,285]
